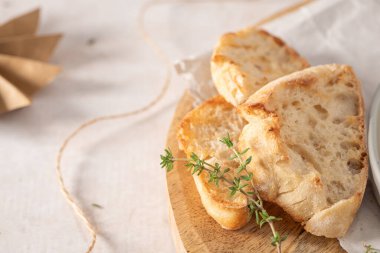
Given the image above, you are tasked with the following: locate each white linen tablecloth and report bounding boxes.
[0,1,299,252]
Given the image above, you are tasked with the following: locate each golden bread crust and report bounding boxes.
[239,64,368,237]
[211,28,309,106]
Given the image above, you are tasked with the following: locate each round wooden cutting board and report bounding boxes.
[165,91,346,253]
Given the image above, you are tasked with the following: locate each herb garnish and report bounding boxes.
[161,133,285,253]
[365,244,380,253]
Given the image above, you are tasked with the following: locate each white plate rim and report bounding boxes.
[368,84,380,205]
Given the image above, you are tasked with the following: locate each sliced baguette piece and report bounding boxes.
[177,96,250,230]
[238,64,368,238]
[211,28,309,106]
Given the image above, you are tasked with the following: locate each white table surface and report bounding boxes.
[0,0,300,252]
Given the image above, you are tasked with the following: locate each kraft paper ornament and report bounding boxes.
[0,34,62,61]
[0,9,39,38]
[0,9,62,114]
[0,75,30,112]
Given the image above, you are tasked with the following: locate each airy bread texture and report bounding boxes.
[177,96,251,230]
[211,28,309,106]
[238,64,368,238]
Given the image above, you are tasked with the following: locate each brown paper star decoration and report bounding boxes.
[0,9,62,114]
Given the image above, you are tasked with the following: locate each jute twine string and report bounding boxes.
[55,0,314,252]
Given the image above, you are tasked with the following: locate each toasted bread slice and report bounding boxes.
[238,64,368,237]
[177,96,250,230]
[211,28,309,106]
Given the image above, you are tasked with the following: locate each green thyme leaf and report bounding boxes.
[160,148,174,172]
[229,187,237,196]
[241,173,253,181]
[237,164,246,174]
[228,154,238,160]
[220,133,234,148]
[239,148,250,155]
[91,203,103,209]
[365,244,380,253]
[245,156,252,165]
[271,232,287,246]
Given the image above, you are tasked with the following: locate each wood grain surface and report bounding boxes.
[165,91,346,253]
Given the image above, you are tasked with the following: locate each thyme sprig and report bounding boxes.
[220,133,285,251]
[365,244,380,253]
[160,134,285,253]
